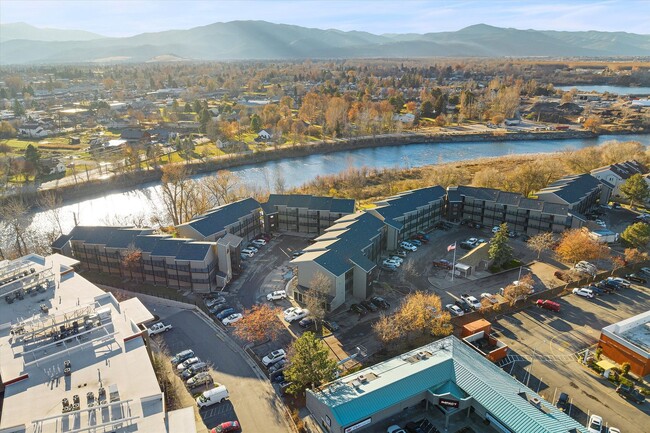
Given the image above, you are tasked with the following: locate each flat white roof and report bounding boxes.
[602,310,650,354]
[0,254,188,433]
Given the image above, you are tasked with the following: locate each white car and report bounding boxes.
[387,426,406,433]
[461,295,481,310]
[467,237,478,246]
[177,357,200,372]
[240,251,253,259]
[446,304,464,317]
[262,349,286,366]
[572,287,594,298]
[389,256,404,264]
[283,307,298,320]
[481,293,498,304]
[608,428,620,433]
[285,308,309,323]
[400,241,417,251]
[267,290,287,301]
[251,239,267,247]
[241,248,256,255]
[243,245,258,253]
[492,226,500,233]
[222,313,243,325]
[587,414,603,433]
[147,322,172,335]
[383,258,401,268]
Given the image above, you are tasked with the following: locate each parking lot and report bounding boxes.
[492,282,650,432]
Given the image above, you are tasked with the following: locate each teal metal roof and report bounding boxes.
[308,337,587,433]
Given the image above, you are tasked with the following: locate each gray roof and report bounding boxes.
[51,234,72,250]
[308,212,384,277]
[66,226,131,245]
[372,186,446,230]
[453,186,570,216]
[263,194,355,214]
[149,238,186,257]
[536,174,601,205]
[133,234,170,253]
[180,198,261,238]
[175,243,212,261]
[105,228,152,249]
[591,160,647,180]
[309,336,587,433]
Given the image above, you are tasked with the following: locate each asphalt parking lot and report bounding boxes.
[493,282,650,432]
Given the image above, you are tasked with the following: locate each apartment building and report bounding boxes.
[261,194,355,235]
[590,160,648,197]
[535,173,610,215]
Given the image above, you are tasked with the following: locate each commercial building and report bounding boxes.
[599,310,650,376]
[262,194,355,235]
[52,226,222,292]
[535,173,610,215]
[367,186,446,251]
[446,185,579,234]
[306,336,586,433]
[291,212,386,311]
[0,253,196,433]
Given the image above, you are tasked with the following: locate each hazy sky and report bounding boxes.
[2,0,649,36]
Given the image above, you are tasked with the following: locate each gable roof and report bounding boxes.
[372,186,446,230]
[175,242,212,261]
[309,336,587,433]
[591,160,647,181]
[535,173,601,205]
[262,194,355,214]
[66,225,131,245]
[178,198,261,238]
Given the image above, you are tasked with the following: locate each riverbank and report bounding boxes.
[3,127,644,209]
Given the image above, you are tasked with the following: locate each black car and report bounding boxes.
[370,296,390,310]
[594,281,613,293]
[455,299,472,313]
[405,421,425,433]
[556,392,570,411]
[360,300,378,312]
[349,304,368,315]
[322,320,340,332]
[211,303,232,314]
[298,317,315,328]
[459,241,474,250]
[626,273,647,284]
[601,279,622,290]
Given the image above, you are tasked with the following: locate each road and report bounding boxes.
[145,302,292,433]
[493,283,650,432]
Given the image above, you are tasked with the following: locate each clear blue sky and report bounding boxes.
[2,0,649,36]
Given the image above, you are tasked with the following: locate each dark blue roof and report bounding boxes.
[537,174,601,205]
[133,234,169,253]
[175,243,212,261]
[51,234,72,250]
[150,238,186,257]
[183,198,261,238]
[373,186,446,229]
[105,228,151,249]
[67,226,131,245]
[264,194,355,214]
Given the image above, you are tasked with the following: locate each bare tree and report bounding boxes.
[201,170,244,206]
[304,272,330,328]
[526,232,555,259]
[0,198,29,257]
[39,190,64,235]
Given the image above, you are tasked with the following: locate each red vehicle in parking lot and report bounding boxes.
[536,299,560,312]
[432,259,453,269]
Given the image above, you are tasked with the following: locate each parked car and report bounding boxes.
[205,296,226,308]
[383,258,401,268]
[322,320,340,332]
[607,277,630,288]
[616,384,646,404]
[480,293,498,304]
[405,421,425,433]
[396,250,408,257]
[349,303,368,316]
[298,317,315,328]
[267,290,287,301]
[432,259,453,269]
[370,296,390,309]
[409,239,422,246]
[492,225,500,233]
[251,238,267,247]
[446,304,464,317]
[381,264,397,272]
[625,273,647,284]
[187,372,214,389]
[461,294,481,310]
[389,255,404,264]
[572,287,594,298]
[147,322,172,336]
[241,248,256,256]
[182,362,208,379]
[594,281,614,293]
[240,251,253,259]
[587,414,603,433]
[216,308,236,320]
[177,357,200,372]
[242,246,258,254]
[556,392,570,411]
[222,313,243,325]
[536,299,560,312]
[212,304,232,315]
[640,266,650,276]
[268,359,287,374]
[360,300,378,312]
[210,420,241,433]
[459,241,474,250]
[171,349,195,365]
[291,250,305,258]
[400,241,417,251]
[283,307,299,320]
[262,349,286,367]
[455,299,472,313]
[387,425,407,433]
[197,385,228,408]
[285,308,309,323]
[586,285,606,296]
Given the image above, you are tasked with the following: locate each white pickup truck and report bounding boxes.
[147,322,172,336]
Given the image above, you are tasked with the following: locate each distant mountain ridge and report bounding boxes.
[1,20,649,64]
[0,22,105,43]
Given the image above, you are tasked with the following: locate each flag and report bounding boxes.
[447,242,456,252]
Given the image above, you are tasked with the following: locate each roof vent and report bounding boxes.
[357,374,367,383]
[417,351,428,360]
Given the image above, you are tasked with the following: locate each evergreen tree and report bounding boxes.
[250,114,261,133]
[620,173,650,208]
[489,223,514,269]
[284,332,338,395]
[622,222,650,250]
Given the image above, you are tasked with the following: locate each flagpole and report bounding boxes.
[451,242,456,282]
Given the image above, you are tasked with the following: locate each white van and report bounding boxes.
[196,385,229,409]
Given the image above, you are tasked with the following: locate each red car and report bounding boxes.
[536,299,560,312]
[432,259,453,269]
[211,421,241,433]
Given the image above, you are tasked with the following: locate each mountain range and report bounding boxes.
[1,20,649,64]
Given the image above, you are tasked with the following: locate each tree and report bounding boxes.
[0,198,29,257]
[304,272,330,329]
[624,247,648,268]
[526,232,555,259]
[232,304,284,344]
[420,100,434,118]
[372,314,404,347]
[397,291,448,336]
[156,164,209,226]
[284,332,337,395]
[121,244,143,280]
[621,222,650,250]
[620,174,650,208]
[0,121,16,138]
[24,144,41,178]
[489,223,514,269]
[555,229,608,264]
[583,116,602,132]
[250,114,261,133]
[503,274,534,306]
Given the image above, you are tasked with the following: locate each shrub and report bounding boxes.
[621,362,631,375]
[595,347,602,360]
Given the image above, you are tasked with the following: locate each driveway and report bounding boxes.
[146,304,292,433]
[492,283,650,432]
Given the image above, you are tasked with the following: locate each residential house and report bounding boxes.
[291,212,386,311]
[590,160,648,197]
[120,128,151,144]
[367,186,445,251]
[257,129,272,141]
[262,194,355,235]
[18,123,51,138]
[40,158,66,175]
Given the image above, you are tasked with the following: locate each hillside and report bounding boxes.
[0,22,106,43]
[1,20,649,64]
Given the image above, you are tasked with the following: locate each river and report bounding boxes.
[556,85,650,95]
[27,133,650,236]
